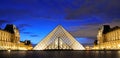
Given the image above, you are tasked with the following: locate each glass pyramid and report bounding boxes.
[34,25,85,50]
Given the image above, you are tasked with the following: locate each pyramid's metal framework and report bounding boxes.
[34,25,85,50]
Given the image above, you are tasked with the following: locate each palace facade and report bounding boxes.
[0,24,33,50]
[93,25,120,50]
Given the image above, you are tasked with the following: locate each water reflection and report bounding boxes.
[0,50,119,58]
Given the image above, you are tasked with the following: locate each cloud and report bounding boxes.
[17,24,32,32]
[0,8,30,18]
[65,0,120,20]
[103,19,120,27]
[21,31,39,37]
[68,18,120,41]
[0,0,80,20]
[22,32,39,37]
[21,31,39,38]
[30,34,39,37]
[69,25,99,38]
[18,24,39,38]
[18,24,31,28]
[0,0,63,20]
[22,32,33,34]
[17,24,35,37]
[0,19,15,28]
[0,20,11,26]
[1,0,119,20]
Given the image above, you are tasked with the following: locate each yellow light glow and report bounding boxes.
[8,49,11,52]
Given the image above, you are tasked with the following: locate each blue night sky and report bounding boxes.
[0,0,120,46]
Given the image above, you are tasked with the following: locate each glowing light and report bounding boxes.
[118,44,120,47]
[8,49,11,52]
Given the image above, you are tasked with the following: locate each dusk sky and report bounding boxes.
[0,0,120,46]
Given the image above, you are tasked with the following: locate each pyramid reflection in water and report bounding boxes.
[34,25,85,50]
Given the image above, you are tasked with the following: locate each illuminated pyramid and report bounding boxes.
[34,25,85,50]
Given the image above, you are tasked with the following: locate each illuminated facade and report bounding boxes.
[0,24,33,50]
[93,25,120,50]
[34,25,85,50]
